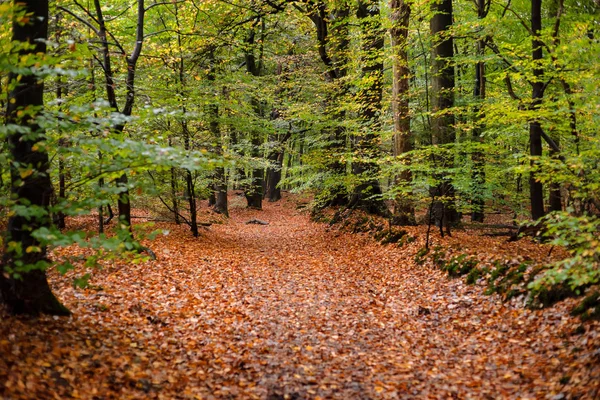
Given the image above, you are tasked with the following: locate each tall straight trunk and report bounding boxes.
[206,54,228,216]
[94,0,145,231]
[529,0,545,220]
[471,0,488,222]
[244,23,265,209]
[56,79,67,230]
[265,151,284,202]
[390,0,414,224]
[549,136,562,212]
[430,0,460,230]
[307,2,351,207]
[168,135,180,224]
[0,0,70,316]
[265,129,292,202]
[350,0,388,216]
[183,125,198,237]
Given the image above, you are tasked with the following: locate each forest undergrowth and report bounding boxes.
[1,194,599,399]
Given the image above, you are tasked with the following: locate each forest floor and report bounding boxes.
[1,194,599,399]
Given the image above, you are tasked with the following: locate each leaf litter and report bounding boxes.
[1,195,598,399]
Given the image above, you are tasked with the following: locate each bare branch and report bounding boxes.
[58,6,99,35]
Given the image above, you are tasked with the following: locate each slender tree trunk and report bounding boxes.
[349,0,388,216]
[529,0,545,220]
[265,130,292,202]
[183,125,198,237]
[0,0,70,316]
[307,2,351,208]
[207,53,228,216]
[56,80,67,230]
[244,24,265,209]
[168,136,180,224]
[94,0,145,232]
[549,136,562,212]
[390,0,415,224]
[430,0,460,231]
[471,0,488,222]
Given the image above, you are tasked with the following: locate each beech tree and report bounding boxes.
[0,0,69,315]
[430,0,459,230]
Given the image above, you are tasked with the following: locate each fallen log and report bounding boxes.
[246,219,269,225]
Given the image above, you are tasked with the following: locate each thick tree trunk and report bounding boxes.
[430,0,460,230]
[390,0,415,225]
[0,0,70,316]
[529,0,545,220]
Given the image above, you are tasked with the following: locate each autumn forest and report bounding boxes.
[0,0,599,398]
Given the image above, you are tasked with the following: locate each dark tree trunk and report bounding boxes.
[306,2,351,208]
[349,0,388,216]
[390,0,415,225]
[430,0,460,230]
[94,0,145,232]
[265,152,284,202]
[0,0,70,316]
[168,136,180,224]
[56,79,67,230]
[549,136,562,212]
[471,0,489,223]
[183,126,198,237]
[244,24,265,209]
[529,0,545,220]
[207,54,228,216]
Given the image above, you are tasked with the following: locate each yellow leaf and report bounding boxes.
[25,246,41,253]
[20,169,33,179]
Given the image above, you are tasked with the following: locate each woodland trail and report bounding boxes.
[1,196,599,399]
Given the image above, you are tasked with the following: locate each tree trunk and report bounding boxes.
[207,54,228,216]
[0,0,70,316]
[244,24,265,210]
[349,0,388,216]
[471,0,489,223]
[94,0,145,232]
[549,136,562,212]
[390,0,415,225]
[266,151,284,202]
[430,0,460,230]
[56,78,67,230]
[529,0,545,220]
[183,125,198,237]
[168,136,180,224]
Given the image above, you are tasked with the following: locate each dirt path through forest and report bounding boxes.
[1,196,598,399]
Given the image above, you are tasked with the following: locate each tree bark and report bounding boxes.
[244,22,265,209]
[94,0,146,231]
[430,0,460,230]
[390,0,415,224]
[529,0,545,220]
[349,0,388,216]
[0,0,70,316]
[471,0,489,223]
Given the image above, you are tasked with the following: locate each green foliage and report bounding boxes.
[529,211,600,298]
